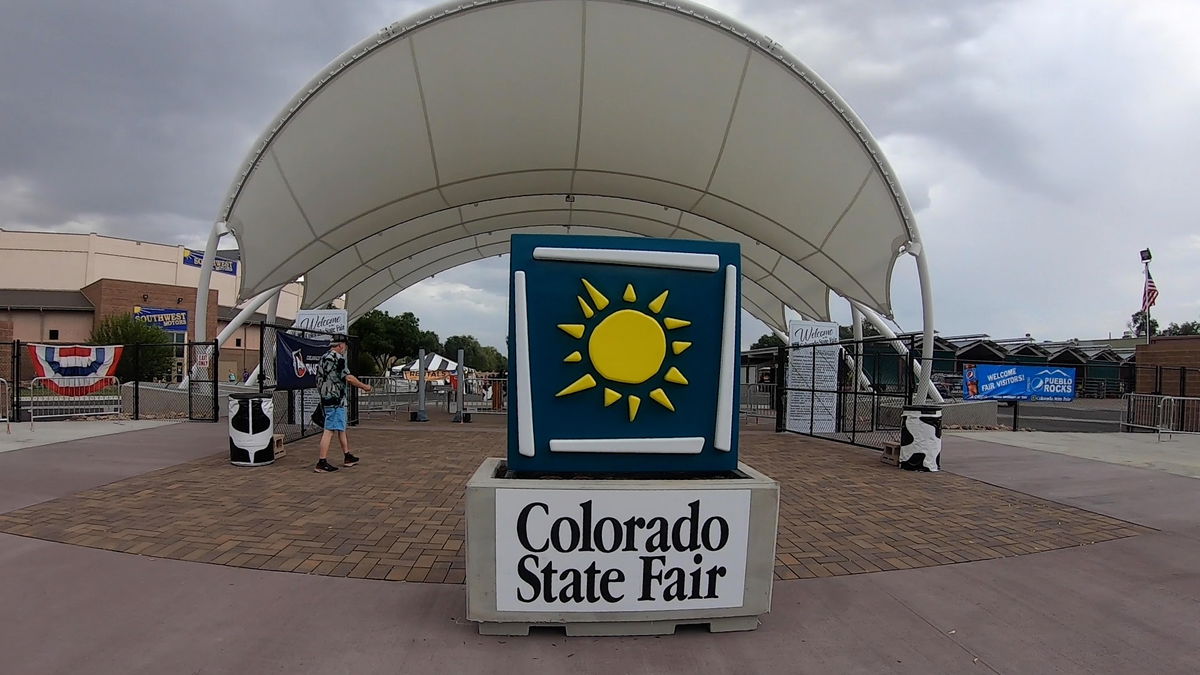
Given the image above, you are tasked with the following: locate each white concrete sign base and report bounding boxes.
[466,458,779,636]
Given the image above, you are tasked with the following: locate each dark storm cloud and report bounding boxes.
[2,0,1197,344]
[0,0,414,238]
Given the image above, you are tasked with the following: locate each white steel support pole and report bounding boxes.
[912,244,937,404]
[265,289,281,325]
[851,300,944,405]
[851,303,865,391]
[194,221,227,343]
[181,285,283,388]
[215,285,287,346]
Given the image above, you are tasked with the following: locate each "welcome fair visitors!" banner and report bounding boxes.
[963,364,1076,402]
[494,489,750,612]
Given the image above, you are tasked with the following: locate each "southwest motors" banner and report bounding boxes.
[494,489,750,612]
[133,306,189,332]
[182,249,237,275]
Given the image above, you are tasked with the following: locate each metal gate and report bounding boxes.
[187,341,220,421]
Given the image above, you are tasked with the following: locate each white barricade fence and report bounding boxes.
[0,378,10,432]
[464,377,506,414]
[1122,393,1163,432]
[1122,393,1200,440]
[739,383,775,423]
[1160,396,1200,438]
[29,375,122,427]
[359,376,408,415]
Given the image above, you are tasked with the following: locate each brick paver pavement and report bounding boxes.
[0,424,1148,583]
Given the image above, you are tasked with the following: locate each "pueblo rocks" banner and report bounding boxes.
[495,489,750,612]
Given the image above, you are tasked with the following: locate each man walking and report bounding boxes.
[314,336,372,473]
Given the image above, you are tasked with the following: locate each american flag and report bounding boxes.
[1142,270,1159,313]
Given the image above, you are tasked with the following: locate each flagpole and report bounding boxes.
[1143,259,1151,346]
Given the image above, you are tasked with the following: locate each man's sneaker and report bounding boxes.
[314,459,339,473]
[343,453,359,467]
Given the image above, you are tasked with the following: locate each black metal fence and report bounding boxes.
[255,323,361,443]
[767,334,1200,451]
[773,339,918,451]
[4,339,219,423]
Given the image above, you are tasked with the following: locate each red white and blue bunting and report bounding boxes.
[27,344,123,396]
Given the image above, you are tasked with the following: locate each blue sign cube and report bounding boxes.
[507,234,741,474]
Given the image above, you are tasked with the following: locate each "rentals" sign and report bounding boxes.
[494,489,750,612]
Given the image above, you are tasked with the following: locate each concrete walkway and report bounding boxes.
[0,420,180,455]
[951,430,1200,479]
[0,425,1198,674]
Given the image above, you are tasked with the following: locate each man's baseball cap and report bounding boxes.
[330,334,348,345]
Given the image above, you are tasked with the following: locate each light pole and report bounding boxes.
[1140,248,1152,345]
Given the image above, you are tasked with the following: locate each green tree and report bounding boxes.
[838,322,882,340]
[416,329,442,358]
[349,310,443,373]
[444,335,484,369]
[1162,320,1200,336]
[749,333,785,349]
[479,345,508,373]
[349,310,398,374]
[1128,312,1159,338]
[353,351,381,376]
[89,314,175,383]
[443,335,508,372]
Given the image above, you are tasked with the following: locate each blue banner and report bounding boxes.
[963,365,1076,402]
[133,306,189,332]
[183,248,237,275]
[275,331,328,390]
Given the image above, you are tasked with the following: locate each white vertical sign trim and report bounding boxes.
[714,264,737,451]
[514,271,535,456]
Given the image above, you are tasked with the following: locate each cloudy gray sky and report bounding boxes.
[2,0,1197,350]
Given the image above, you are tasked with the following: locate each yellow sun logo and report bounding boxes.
[554,278,692,421]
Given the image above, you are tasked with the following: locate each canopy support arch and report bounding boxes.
[200,0,940,404]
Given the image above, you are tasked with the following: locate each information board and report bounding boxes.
[786,320,840,433]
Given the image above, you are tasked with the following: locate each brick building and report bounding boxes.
[0,229,307,381]
[1134,336,1200,396]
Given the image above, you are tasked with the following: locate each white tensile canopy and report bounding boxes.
[197,0,936,398]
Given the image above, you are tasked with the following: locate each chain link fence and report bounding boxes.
[3,340,209,423]
[775,339,915,451]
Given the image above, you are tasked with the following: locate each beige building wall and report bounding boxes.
[4,310,92,343]
[0,230,304,319]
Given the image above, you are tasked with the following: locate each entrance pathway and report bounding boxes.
[0,422,1145,583]
[0,424,1197,673]
[950,430,1200,479]
[0,419,179,455]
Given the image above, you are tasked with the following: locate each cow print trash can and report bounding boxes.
[899,405,942,472]
[229,393,275,466]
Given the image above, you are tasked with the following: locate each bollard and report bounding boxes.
[411,348,429,422]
